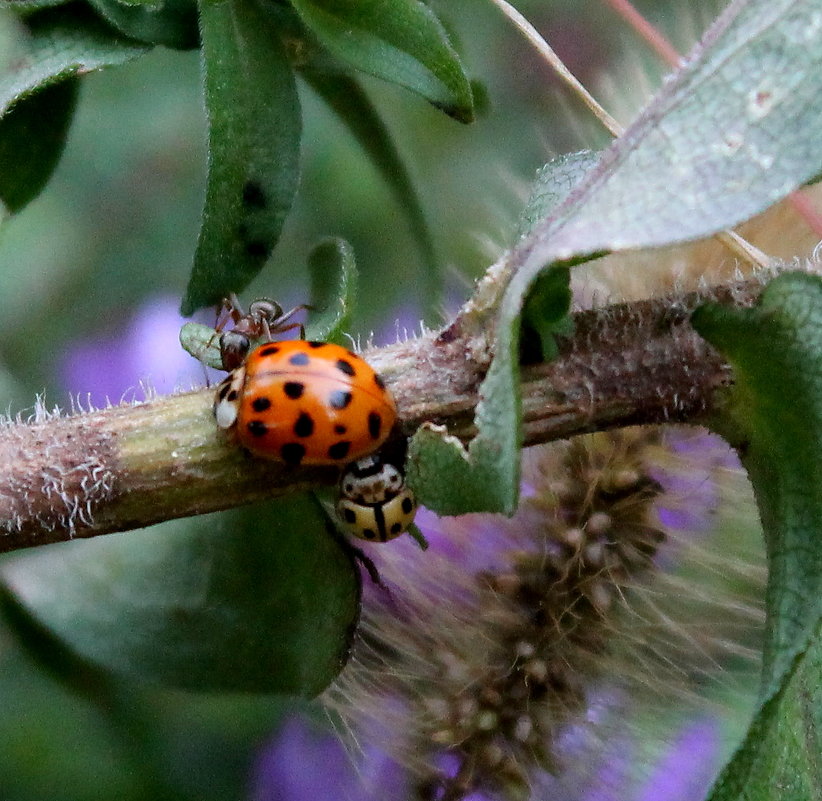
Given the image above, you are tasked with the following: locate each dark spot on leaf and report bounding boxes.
[294,412,314,438]
[280,443,305,466]
[251,397,272,412]
[242,179,267,209]
[245,240,269,260]
[328,441,351,460]
[284,382,304,399]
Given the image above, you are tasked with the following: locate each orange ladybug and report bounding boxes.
[214,340,397,466]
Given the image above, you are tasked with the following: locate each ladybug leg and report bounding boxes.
[347,543,387,588]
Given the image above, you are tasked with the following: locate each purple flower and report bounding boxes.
[320,431,756,801]
[651,428,740,535]
[59,295,212,405]
[634,718,722,801]
[249,715,409,801]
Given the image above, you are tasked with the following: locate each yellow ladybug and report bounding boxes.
[335,454,417,542]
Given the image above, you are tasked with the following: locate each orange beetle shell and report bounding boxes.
[222,340,397,466]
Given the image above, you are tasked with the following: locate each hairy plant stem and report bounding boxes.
[0,278,768,551]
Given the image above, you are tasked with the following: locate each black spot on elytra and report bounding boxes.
[329,390,352,409]
[401,496,414,514]
[247,420,268,437]
[308,341,325,349]
[374,373,386,391]
[328,441,351,460]
[259,345,279,357]
[343,507,357,523]
[335,359,356,377]
[391,522,402,535]
[334,424,347,434]
[368,412,382,439]
[294,412,314,438]
[251,396,271,412]
[289,352,310,366]
[284,382,304,399]
[280,442,306,466]
[362,528,377,540]
[242,180,267,209]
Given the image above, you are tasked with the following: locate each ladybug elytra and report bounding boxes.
[335,454,417,542]
[214,340,397,467]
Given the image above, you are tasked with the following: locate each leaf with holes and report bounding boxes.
[410,0,822,516]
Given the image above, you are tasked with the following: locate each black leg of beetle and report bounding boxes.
[347,543,386,587]
[310,490,389,588]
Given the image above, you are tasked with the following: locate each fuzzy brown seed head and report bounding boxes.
[326,428,763,801]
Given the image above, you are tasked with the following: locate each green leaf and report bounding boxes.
[178,320,224,370]
[691,272,822,700]
[86,0,199,49]
[0,0,68,9]
[0,3,149,213]
[516,150,600,239]
[411,0,822,516]
[706,618,821,801]
[406,152,594,514]
[182,0,302,316]
[0,79,78,213]
[302,69,441,312]
[520,265,573,363]
[179,238,357,367]
[0,495,360,694]
[692,272,822,798]
[290,0,474,122]
[305,237,357,344]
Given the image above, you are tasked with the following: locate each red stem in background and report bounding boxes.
[789,190,822,238]
[603,0,680,67]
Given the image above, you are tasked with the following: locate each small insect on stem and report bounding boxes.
[214,294,313,371]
